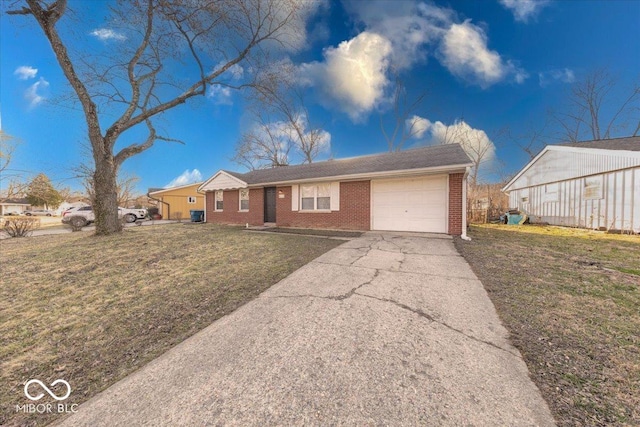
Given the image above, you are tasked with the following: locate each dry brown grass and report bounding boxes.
[455,224,640,426]
[0,224,343,426]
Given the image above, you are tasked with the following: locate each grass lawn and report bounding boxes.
[0,224,343,427]
[455,224,639,426]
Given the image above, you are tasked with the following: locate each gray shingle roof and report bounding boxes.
[0,198,30,205]
[223,144,472,185]
[557,135,640,151]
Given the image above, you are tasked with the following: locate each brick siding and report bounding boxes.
[448,173,464,235]
[275,181,370,230]
[205,188,264,226]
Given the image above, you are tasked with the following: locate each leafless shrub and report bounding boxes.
[2,217,40,237]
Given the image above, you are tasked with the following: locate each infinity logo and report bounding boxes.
[24,379,72,401]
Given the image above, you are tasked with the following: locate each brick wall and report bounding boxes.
[448,173,464,235]
[205,188,264,226]
[276,181,371,230]
[205,176,462,234]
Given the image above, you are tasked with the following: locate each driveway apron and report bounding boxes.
[57,232,555,426]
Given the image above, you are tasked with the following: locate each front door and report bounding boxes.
[264,187,276,223]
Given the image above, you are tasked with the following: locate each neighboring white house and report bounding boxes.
[502,136,640,233]
[0,198,31,215]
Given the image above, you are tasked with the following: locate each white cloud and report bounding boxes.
[165,169,203,188]
[300,31,392,122]
[14,66,38,80]
[538,68,575,87]
[439,20,527,87]
[298,1,527,121]
[406,115,433,139]
[343,1,450,70]
[90,28,126,41]
[214,62,244,80]
[267,0,329,52]
[499,0,550,23]
[406,116,496,178]
[25,77,49,108]
[207,85,234,105]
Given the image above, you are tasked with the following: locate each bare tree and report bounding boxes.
[380,76,428,152]
[429,119,498,186]
[232,113,292,170]
[241,66,329,167]
[0,130,19,175]
[79,166,141,207]
[7,0,305,234]
[552,68,640,142]
[1,180,28,200]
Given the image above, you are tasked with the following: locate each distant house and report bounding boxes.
[198,144,473,236]
[148,183,205,220]
[0,198,30,215]
[502,136,640,233]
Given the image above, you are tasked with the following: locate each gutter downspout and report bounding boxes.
[147,193,170,220]
[461,167,471,241]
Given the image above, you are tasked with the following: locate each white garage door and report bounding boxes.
[372,175,448,233]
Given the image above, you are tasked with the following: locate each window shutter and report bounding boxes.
[291,185,299,211]
[330,182,340,211]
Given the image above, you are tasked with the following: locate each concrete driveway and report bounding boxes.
[57,232,555,426]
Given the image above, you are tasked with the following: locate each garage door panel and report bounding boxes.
[372,176,447,233]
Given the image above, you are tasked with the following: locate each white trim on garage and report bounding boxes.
[371,175,448,233]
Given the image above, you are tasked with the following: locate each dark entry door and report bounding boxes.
[264,187,276,223]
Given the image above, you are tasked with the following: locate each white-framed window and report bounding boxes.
[543,183,558,202]
[215,191,223,211]
[239,189,249,211]
[583,176,603,200]
[187,196,197,204]
[300,184,330,211]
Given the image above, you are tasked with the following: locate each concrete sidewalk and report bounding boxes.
[57,233,555,426]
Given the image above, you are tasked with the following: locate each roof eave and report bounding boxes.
[148,182,205,195]
[245,163,474,187]
[502,144,640,192]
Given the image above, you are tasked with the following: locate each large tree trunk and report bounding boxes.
[93,155,121,235]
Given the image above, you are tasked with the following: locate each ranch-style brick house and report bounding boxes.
[198,144,473,236]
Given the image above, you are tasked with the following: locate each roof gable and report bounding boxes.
[200,144,472,190]
[504,137,640,192]
[199,171,248,192]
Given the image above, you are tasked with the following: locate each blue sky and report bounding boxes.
[1,0,639,194]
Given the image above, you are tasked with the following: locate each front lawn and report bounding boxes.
[455,224,639,426]
[0,224,343,426]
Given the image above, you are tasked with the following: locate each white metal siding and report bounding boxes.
[509,149,640,190]
[509,166,640,232]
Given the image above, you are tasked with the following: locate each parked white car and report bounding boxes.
[62,206,147,227]
[24,209,55,216]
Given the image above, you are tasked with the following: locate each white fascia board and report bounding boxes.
[247,163,473,188]
[198,170,248,192]
[550,145,640,157]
